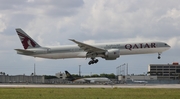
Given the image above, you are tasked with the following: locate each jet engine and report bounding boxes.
[104,49,120,60]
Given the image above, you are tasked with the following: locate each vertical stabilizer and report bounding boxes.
[65,71,76,81]
[16,28,41,49]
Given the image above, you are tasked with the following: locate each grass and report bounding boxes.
[0,88,180,99]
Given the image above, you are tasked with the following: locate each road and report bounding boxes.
[0,84,180,88]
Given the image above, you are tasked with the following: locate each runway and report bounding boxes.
[0,84,180,88]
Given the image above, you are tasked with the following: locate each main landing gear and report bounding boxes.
[158,53,161,59]
[88,58,98,65]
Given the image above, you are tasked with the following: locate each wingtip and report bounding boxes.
[69,39,75,41]
[15,28,22,31]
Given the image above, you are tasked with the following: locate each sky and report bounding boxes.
[0,0,180,76]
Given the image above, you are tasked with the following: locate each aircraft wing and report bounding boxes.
[69,39,106,53]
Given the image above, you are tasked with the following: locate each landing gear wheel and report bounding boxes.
[91,60,94,64]
[158,53,161,59]
[88,58,99,65]
[88,61,91,65]
[94,59,98,63]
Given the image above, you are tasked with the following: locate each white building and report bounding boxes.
[148,62,180,80]
[0,75,44,83]
[118,75,157,81]
[55,72,66,79]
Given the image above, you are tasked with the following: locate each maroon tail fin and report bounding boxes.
[16,28,41,49]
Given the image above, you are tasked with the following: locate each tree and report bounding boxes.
[44,75,58,79]
[91,74,100,77]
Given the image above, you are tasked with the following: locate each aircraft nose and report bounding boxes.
[167,44,171,48]
[165,43,171,48]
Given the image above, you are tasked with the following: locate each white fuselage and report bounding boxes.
[74,77,111,83]
[17,41,170,59]
[132,80,148,83]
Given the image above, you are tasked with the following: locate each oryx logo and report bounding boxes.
[17,31,36,49]
[66,72,71,77]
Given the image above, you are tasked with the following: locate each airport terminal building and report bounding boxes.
[0,74,66,84]
[148,62,180,80]
[0,74,44,83]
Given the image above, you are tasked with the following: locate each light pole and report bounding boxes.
[79,65,81,77]
[126,63,128,76]
[34,63,36,76]
[120,63,126,76]
[116,63,127,76]
[144,72,145,81]
[116,66,119,76]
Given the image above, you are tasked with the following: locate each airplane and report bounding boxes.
[15,28,171,65]
[131,79,148,84]
[65,71,111,83]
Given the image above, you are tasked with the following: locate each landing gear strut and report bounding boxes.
[158,53,161,59]
[88,58,99,65]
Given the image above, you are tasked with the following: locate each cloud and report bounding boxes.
[0,0,180,75]
[79,0,180,40]
[164,8,180,19]
[83,40,95,44]
[168,37,180,49]
[0,14,7,33]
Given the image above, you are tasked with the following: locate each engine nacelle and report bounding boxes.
[104,49,120,60]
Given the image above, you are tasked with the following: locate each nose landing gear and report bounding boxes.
[158,53,161,59]
[88,58,99,65]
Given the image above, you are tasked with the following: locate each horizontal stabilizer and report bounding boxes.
[15,49,35,54]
